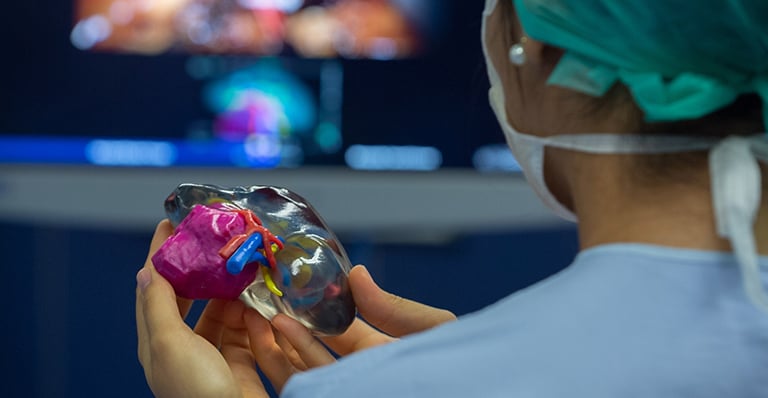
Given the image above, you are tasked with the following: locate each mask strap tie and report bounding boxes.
[710,136,768,312]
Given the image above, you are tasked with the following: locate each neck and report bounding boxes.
[560,152,768,255]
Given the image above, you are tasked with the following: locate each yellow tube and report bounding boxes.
[261,265,284,297]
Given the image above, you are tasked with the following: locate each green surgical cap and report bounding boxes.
[515,0,768,127]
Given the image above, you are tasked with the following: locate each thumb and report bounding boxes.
[349,265,456,337]
[137,221,190,362]
[138,264,189,337]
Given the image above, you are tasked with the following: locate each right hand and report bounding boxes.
[244,265,456,392]
[137,220,271,398]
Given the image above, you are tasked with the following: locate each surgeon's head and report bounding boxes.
[482,0,768,213]
[483,0,767,139]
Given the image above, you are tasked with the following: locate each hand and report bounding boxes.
[136,220,270,398]
[245,264,456,392]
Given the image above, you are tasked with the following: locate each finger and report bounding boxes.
[272,314,336,368]
[221,342,269,398]
[140,220,194,320]
[219,309,270,398]
[136,265,193,383]
[138,264,191,338]
[192,300,230,347]
[136,284,151,369]
[321,317,396,356]
[243,309,297,393]
[272,325,309,371]
[137,220,174,371]
[145,220,174,268]
[351,265,456,337]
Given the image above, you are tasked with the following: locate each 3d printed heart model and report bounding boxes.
[151,183,356,336]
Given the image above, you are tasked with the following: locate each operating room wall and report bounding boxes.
[1,220,578,398]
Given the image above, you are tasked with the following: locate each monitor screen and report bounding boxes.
[0,1,518,172]
[72,0,433,59]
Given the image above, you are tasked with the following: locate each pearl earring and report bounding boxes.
[508,37,527,66]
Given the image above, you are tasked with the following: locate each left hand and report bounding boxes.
[244,265,456,392]
[136,220,270,398]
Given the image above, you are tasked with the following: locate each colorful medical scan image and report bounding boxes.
[200,60,339,167]
[153,183,357,336]
[72,0,432,58]
[183,57,343,168]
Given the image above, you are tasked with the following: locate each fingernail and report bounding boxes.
[136,267,152,292]
[353,264,369,276]
[271,314,296,333]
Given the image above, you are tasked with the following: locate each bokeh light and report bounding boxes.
[72,0,427,58]
[204,60,317,166]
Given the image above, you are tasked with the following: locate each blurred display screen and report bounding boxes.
[0,1,516,172]
[72,0,434,59]
[2,57,344,168]
[188,57,343,167]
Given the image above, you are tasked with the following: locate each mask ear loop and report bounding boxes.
[710,136,768,312]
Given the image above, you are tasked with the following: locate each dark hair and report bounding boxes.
[594,79,764,185]
[605,88,764,137]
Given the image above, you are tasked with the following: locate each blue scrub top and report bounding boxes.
[282,244,768,398]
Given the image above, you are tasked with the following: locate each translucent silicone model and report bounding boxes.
[158,183,356,336]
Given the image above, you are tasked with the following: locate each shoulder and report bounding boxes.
[282,244,768,398]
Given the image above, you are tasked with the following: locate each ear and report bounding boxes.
[523,38,564,74]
